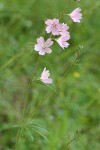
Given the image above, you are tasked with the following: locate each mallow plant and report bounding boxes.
[15,0,83,149]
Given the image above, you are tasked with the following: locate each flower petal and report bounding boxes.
[37,37,44,45]
[34,44,41,51]
[45,38,53,47]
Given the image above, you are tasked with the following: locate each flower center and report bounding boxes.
[42,44,46,50]
[52,23,56,28]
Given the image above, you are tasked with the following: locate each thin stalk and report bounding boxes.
[59,0,71,20]
[15,56,40,150]
[50,0,71,38]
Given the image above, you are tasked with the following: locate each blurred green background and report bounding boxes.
[0,0,100,149]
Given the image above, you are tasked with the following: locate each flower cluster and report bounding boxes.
[45,19,70,49]
[34,7,82,84]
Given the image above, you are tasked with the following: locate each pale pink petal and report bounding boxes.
[37,37,44,45]
[45,38,53,47]
[60,31,70,39]
[52,28,59,35]
[61,23,69,31]
[53,19,59,24]
[45,19,53,25]
[69,8,82,23]
[57,36,70,49]
[45,48,52,54]
[71,8,81,15]
[41,67,46,77]
[59,23,70,36]
[46,26,52,33]
[41,68,50,79]
[39,50,45,55]
[42,78,53,84]
[40,68,53,84]
[34,44,40,51]
[58,23,63,31]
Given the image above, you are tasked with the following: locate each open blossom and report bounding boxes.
[69,8,82,23]
[34,37,53,55]
[45,19,62,36]
[40,68,53,84]
[59,23,69,35]
[57,33,70,49]
[59,23,70,39]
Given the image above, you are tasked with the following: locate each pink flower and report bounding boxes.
[40,68,53,84]
[57,34,70,49]
[69,8,82,23]
[59,23,70,39]
[59,23,69,35]
[34,37,53,55]
[45,19,62,36]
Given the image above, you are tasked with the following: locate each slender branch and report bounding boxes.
[15,56,40,150]
[59,0,71,20]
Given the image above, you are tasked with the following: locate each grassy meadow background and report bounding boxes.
[0,0,100,149]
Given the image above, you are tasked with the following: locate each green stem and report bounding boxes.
[59,0,71,20]
[15,56,40,150]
